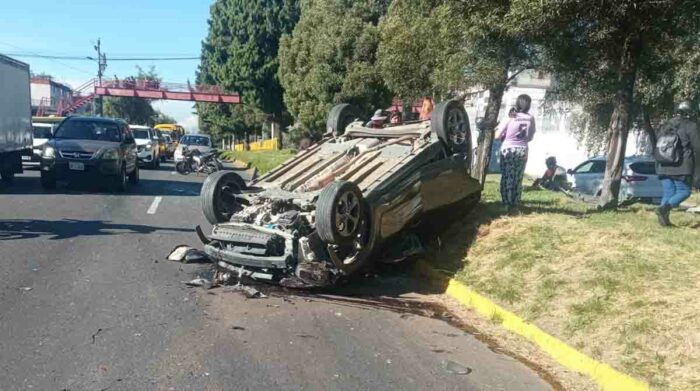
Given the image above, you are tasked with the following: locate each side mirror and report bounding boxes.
[567,169,574,175]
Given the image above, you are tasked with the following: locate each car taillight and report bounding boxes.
[623,175,647,182]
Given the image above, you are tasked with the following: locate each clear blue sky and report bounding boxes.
[0,0,213,128]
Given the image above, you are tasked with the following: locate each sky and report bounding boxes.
[0,0,214,132]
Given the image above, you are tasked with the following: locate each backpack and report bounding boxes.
[655,122,682,164]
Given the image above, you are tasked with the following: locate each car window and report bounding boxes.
[630,161,656,175]
[32,125,52,139]
[574,160,602,174]
[132,129,150,139]
[54,120,122,142]
[181,135,211,146]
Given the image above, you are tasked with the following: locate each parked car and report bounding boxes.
[162,134,175,158]
[40,116,139,192]
[568,155,663,202]
[196,101,482,288]
[174,134,214,162]
[130,125,160,169]
[23,122,54,166]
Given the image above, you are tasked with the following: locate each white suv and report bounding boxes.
[130,125,160,169]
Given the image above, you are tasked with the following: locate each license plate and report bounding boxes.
[21,155,31,161]
[69,161,85,171]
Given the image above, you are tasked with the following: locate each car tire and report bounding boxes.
[432,100,472,156]
[201,171,247,224]
[316,181,366,245]
[40,171,56,190]
[327,103,359,136]
[113,165,128,193]
[0,168,15,184]
[129,164,140,185]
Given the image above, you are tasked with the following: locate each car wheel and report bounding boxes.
[432,100,472,156]
[40,171,56,189]
[316,181,366,245]
[129,164,140,185]
[113,165,128,192]
[201,171,247,224]
[327,103,359,136]
[175,161,190,175]
[0,168,15,184]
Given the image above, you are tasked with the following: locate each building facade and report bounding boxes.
[30,76,73,115]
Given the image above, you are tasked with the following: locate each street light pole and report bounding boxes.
[93,38,107,116]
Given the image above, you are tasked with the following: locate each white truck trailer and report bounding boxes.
[0,54,32,183]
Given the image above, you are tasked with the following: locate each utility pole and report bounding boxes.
[93,38,107,116]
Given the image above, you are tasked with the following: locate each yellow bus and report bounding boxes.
[154,124,185,142]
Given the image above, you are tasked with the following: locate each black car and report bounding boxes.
[195,101,481,287]
[40,116,139,191]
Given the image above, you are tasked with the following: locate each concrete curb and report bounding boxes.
[415,261,649,391]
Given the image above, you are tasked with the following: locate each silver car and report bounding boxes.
[174,135,214,162]
[569,155,663,202]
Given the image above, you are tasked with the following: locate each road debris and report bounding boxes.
[232,326,246,330]
[442,359,472,375]
[222,283,267,299]
[182,278,216,290]
[167,245,210,264]
[91,328,103,344]
[296,334,319,340]
[18,286,32,292]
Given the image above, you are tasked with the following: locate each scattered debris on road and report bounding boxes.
[91,328,103,344]
[222,283,267,299]
[182,278,216,290]
[167,245,210,264]
[442,359,472,375]
[18,286,32,292]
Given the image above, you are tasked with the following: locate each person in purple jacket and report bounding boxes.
[495,94,536,211]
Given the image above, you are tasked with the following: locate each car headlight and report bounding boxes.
[146,143,152,150]
[101,148,120,160]
[42,146,55,159]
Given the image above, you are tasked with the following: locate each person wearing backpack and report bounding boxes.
[654,101,700,226]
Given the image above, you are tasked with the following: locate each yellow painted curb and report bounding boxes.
[417,261,649,391]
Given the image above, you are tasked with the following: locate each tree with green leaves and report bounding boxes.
[103,66,166,126]
[379,0,538,185]
[279,0,392,140]
[196,0,300,141]
[511,0,700,208]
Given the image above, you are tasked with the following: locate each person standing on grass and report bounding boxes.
[495,94,537,212]
[654,101,700,226]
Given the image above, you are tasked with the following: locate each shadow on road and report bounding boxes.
[0,177,203,197]
[0,219,193,240]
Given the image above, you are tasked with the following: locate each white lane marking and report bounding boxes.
[147,196,163,215]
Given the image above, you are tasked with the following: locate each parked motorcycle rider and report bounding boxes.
[654,101,700,226]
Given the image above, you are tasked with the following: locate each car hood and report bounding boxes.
[134,138,151,146]
[181,145,213,153]
[50,139,120,154]
[33,138,49,148]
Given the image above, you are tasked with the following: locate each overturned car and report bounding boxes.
[197,101,482,287]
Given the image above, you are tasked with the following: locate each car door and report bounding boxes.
[122,125,138,172]
[571,160,606,195]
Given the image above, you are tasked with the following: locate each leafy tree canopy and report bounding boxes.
[103,66,167,126]
[279,0,392,139]
[196,0,300,140]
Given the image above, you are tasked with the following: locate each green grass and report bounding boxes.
[424,175,700,390]
[220,149,296,174]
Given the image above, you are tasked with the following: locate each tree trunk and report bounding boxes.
[473,80,507,186]
[598,36,640,209]
[642,107,656,147]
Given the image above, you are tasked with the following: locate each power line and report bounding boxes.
[0,42,93,75]
[1,53,200,61]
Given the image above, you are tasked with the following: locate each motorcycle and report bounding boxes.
[175,146,224,175]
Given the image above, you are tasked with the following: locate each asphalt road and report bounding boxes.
[0,164,553,391]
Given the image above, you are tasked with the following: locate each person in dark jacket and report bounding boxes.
[654,101,700,226]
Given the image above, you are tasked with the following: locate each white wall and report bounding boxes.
[466,72,644,177]
[30,83,50,106]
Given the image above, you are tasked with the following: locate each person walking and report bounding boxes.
[495,94,536,211]
[654,101,700,226]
